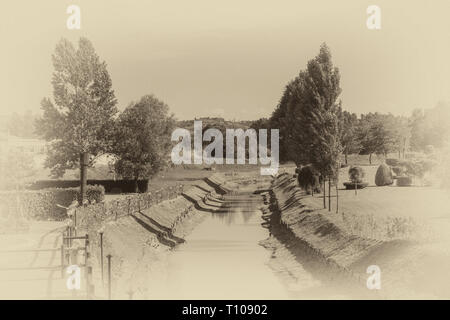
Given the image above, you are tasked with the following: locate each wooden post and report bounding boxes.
[79,152,89,205]
[99,232,104,283]
[323,178,326,209]
[328,177,331,212]
[84,234,89,264]
[336,183,339,213]
[73,209,77,236]
[86,266,93,299]
[107,254,112,300]
[84,234,90,298]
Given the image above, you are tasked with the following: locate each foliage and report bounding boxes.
[357,113,398,163]
[0,185,104,221]
[410,102,450,152]
[397,176,413,187]
[339,111,360,163]
[386,158,400,166]
[297,165,322,194]
[35,37,118,178]
[397,159,437,178]
[348,166,365,183]
[6,111,39,138]
[0,149,38,190]
[112,95,175,190]
[375,164,393,186]
[392,166,404,176]
[271,43,342,179]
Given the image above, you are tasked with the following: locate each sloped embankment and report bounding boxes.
[267,173,428,298]
[91,174,227,299]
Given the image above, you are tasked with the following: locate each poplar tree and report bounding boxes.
[36,37,118,203]
[272,43,342,211]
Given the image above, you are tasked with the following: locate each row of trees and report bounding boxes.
[256,101,449,169]
[253,48,449,170]
[253,43,450,212]
[36,38,175,202]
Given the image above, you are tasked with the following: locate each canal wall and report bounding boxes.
[268,173,419,297]
[79,174,227,299]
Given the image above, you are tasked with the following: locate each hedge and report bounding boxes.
[397,176,413,187]
[375,164,393,186]
[0,185,104,221]
[27,180,149,193]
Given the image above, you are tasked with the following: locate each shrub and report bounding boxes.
[0,185,105,221]
[375,164,393,186]
[397,176,413,187]
[348,166,365,183]
[297,165,322,194]
[27,179,148,193]
[397,159,436,178]
[386,158,400,167]
[392,166,404,176]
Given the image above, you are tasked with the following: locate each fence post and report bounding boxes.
[84,234,90,265]
[86,266,93,299]
[99,231,104,283]
[107,254,112,300]
[84,234,90,298]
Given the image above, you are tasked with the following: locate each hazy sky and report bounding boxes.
[1,0,449,120]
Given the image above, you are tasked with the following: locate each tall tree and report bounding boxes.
[358,113,396,163]
[36,37,118,203]
[112,95,175,192]
[339,111,360,164]
[273,43,342,210]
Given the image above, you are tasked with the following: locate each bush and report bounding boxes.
[397,176,413,187]
[375,164,393,186]
[297,165,322,194]
[27,179,148,193]
[348,166,365,183]
[0,185,105,221]
[392,166,404,176]
[397,159,436,178]
[386,158,400,166]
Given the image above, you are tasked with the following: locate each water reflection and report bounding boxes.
[154,192,290,299]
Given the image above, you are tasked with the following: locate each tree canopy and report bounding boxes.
[112,95,175,187]
[36,37,118,178]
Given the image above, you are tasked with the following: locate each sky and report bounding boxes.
[1,0,449,120]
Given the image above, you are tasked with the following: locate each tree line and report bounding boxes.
[250,43,450,211]
[251,45,450,167]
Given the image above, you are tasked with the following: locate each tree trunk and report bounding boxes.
[369,153,372,164]
[328,177,331,212]
[336,163,340,213]
[134,178,139,193]
[336,183,339,213]
[345,152,348,165]
[323,178,326,209]
[79,152,88,205]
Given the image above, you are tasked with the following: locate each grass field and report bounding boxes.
[298,165,450,241]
